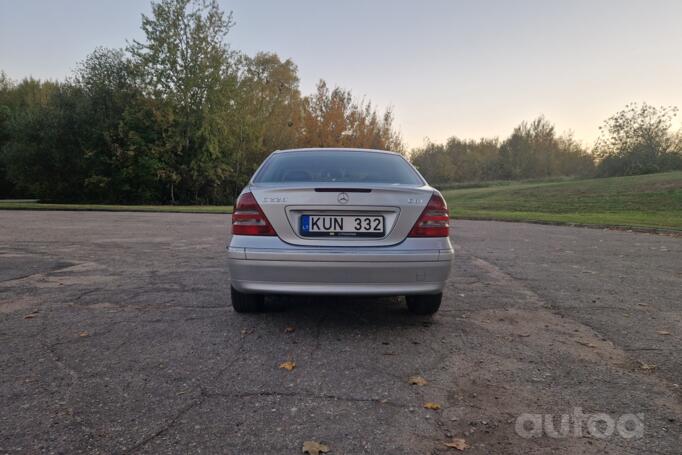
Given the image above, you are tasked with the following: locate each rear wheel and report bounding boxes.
[231,286,264,313]
[406,293,442,315]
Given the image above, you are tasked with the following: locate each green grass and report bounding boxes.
[440,171,682,231]
[0,201,233,214]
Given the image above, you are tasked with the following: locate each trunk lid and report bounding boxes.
[250,182,434,247]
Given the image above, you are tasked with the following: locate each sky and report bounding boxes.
[2,0,682,149]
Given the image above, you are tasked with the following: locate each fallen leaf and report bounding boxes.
[240,328,254,336]
[517,333,531,338]
[79,331,89,337]
[576,340,597,348]
[285,326,296,333]
[639,362,656,371]
[423,402,441,410]
[657,330,671,336]
[302,440,329,455]
[23,311,39,319]
[279,360,296,371]
[408,375,428,386]
[444,437,469,451]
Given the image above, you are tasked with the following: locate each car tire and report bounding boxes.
[231,286,264,313]
[406,293,442,315]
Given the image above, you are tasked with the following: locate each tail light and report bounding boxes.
[232,192,276,236]
[408,192,450,237]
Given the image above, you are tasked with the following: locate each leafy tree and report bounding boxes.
[299,80,404,153]
[555,133,596,177]
[129,0,235,202]
[74,47,163,202]
[225,52,302,198]
[595,102,682,176]
[498,117,557,179]
[3,81,91,200]
[0,72,14,197]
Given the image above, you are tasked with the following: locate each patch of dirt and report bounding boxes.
[0,262,114,288]
[84,302,120,311]
[0,296,38,314]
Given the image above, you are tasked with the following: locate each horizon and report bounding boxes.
[2,0,682,149]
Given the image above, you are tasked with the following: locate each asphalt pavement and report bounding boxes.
[0,211,680,454]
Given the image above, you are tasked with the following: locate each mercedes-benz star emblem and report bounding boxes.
[337,192,349,204]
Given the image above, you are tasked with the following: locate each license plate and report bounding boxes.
[300,215,384,237]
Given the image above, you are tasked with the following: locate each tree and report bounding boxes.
[0,72,14,197]
[225,52,303,197]
[595,102,682,176]
[2,80,91,201]
[74,47,165,202]
[129,0,235,202]
[498,116,555,179]
[299,80,404,153]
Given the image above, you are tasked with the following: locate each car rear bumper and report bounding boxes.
[227,236,453,296]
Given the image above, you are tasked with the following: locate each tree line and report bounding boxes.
[0,0,402,203]
[412,117,595,184]
[1,0,680,203]
[412,106,682,185]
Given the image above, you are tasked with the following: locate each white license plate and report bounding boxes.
[300,215,384,237]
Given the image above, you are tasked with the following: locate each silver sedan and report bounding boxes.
[227,148,453,314]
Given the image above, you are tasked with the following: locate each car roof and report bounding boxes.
[271,147,401,156]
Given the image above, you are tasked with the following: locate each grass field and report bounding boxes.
[2,171,681,231]
[440,171,682,231]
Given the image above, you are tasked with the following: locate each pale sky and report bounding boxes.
[1,0,682,148]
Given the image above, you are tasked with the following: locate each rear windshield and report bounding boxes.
[253,151,424,185]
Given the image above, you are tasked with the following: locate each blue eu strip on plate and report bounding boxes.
[300,215,310,233]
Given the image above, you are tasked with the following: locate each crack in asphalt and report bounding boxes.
[120,395,207,455]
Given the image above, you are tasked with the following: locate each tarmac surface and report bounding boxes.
[1,211,680,454]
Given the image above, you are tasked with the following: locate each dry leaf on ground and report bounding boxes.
[79,331,89,337]
[657,330,671,336]
[279,360,296,371]
[23,310,39,319]
[423,402,441,410]
[408,375,428,386]
[285,326,296,333]
[302,440,329,455]
[444,438,469,451]
[639,362,656,371]
[576,340,597,348]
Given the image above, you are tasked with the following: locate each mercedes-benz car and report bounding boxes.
[227,148,453,315]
